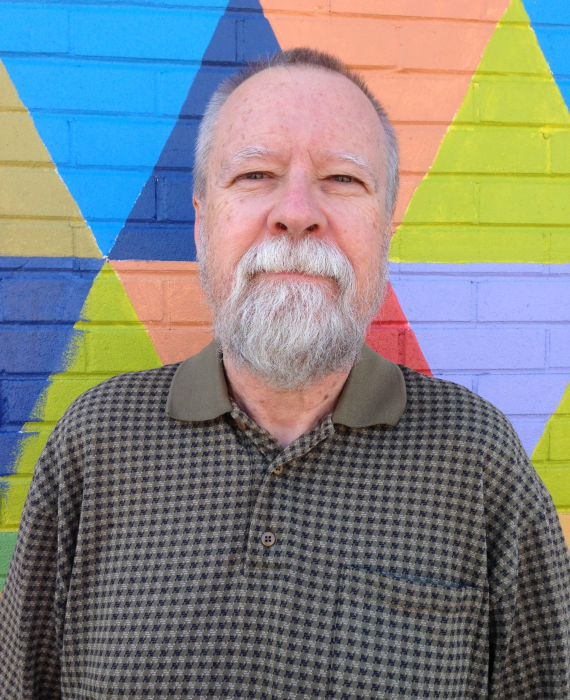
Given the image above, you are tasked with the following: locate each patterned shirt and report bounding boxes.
[1,341,569,699]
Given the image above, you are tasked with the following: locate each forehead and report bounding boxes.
[213,66,385,166]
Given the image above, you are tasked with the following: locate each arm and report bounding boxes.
[0,419,83,699]
[487,445,570,698]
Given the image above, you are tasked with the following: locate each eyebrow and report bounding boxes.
[223,146,280,171]
[322,150,380,190]
[220,146,379,190]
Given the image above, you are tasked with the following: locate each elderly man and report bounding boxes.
[1,48,569,699]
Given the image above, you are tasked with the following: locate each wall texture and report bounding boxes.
[0,0,569,592]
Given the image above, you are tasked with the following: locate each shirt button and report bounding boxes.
[261,531,276,547]
[273,465,284,476]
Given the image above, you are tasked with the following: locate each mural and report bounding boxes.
[0,0,569,591]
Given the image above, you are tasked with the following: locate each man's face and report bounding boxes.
[194,65,389,314]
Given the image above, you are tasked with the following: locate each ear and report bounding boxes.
[193,195,202,259]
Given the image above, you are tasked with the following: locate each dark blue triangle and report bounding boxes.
[109,0,280,261]
[0,256,103,475]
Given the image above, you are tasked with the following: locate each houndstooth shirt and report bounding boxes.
[1,341,569,699]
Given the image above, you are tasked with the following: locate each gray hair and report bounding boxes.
[207,234,388,390]
[193,47,399,218]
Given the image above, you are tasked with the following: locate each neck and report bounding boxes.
[223,358,350,448]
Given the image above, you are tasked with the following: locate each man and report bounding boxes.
[0,48,569,699]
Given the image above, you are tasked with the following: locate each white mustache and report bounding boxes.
[235,236,355,289]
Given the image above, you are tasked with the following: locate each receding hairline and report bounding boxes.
[193,48,399,217]
[221,61,382,113]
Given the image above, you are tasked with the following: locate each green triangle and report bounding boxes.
[0,531,18,592]
[476,0,548,73]
[532,381,570,511]
[500,0,534,22]
[389,0,570,264]
[0,263,161,531]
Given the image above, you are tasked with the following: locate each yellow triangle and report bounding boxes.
[0,60,101,258]
[532,380,570,511]
[0,264,161,530]
[495,0,536,25]
[390,0,570,264]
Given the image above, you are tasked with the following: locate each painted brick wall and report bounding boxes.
[0,0,569,597]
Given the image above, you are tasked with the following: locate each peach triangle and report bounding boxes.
[260,0,511,229]
[112,261,431,375]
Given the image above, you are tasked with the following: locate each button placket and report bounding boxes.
[244,416,336,571]
[245,460,289,570]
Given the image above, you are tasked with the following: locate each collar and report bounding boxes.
[166,340,407,428]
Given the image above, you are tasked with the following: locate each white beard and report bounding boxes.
[200,233,388,391]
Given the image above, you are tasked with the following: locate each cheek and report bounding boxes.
[328,203,385,268]
[352,241,384,286]
[209,197,236,231]
[206,199,267,271]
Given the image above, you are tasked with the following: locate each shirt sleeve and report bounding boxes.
[487,439,570,698]
[0,417,83,700]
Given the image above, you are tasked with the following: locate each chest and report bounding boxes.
[61,424,488,698]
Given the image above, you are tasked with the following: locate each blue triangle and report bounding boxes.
[109,0,280,261]
[525,0,570,113]
[1,2,230,256]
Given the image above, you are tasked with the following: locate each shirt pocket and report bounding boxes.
[327,566,485,699]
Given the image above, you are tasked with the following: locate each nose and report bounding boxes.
[267,174,326,237]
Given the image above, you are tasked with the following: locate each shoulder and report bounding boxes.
[399,366,547,500]
[399,366,529,468]
[400,366,517,437]
[57,364,180,432]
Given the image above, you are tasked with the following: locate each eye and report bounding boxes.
[333,175,354,183]
[245,172,265,180]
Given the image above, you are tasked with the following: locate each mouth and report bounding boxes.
[258,271,331,282]
[252,271,341,297]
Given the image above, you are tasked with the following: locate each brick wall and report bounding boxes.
[0,0,569,590]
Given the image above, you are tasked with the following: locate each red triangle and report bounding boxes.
[366,283,432,376]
